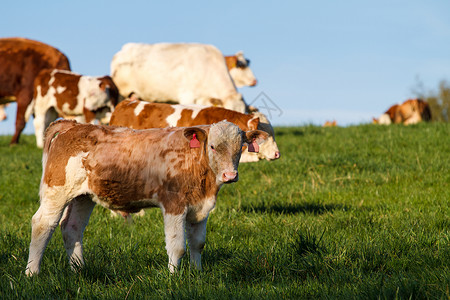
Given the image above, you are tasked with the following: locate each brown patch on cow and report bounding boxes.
[224,56,237,70]
[52,71,81,111]
[385,104,399,122]
[83,107,96,123]
[42,119,83,187]
[33,70,52,99]
[209,98,223,107]
[110,100,175,128]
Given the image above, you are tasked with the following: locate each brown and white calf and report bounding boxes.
[29,69,119,148]
[25,119,267,275]
[374,99,431,125]
[224,51,257,88]
[110,100,280,162]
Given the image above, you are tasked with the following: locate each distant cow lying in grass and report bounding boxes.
[109,99,280,163]
[373,99,431,125]
[25,119,267,275]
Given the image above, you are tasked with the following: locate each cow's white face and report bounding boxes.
[206,122,244,184]
[80,77,112,112]
[229,51,257,88]
[240,112,280,162]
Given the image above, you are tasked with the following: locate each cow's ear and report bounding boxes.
[247,116,260,130]
[183,127,207,147]
[244,130,268,153]
[225,56,237,69]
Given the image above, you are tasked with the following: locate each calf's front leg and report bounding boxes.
[163,211,186,273]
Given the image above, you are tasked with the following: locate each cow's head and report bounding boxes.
[240,112,280,162]
[184,121,268,184]
[82,76,120,124]
[226,51,257,88]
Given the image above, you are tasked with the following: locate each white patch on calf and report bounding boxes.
[166,105,185,126]
[134,101,147,116]
[56,86,66,94]
[188,104,205,119]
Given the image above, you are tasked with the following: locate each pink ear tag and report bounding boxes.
[248,139,259,153]
[190,133,200,148]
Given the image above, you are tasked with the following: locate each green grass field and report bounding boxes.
[0,123,449,299]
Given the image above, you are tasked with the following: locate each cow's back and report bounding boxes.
[111,100,251,130]
[110,43,236,103]
[0,38,70,98]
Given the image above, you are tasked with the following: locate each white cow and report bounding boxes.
[111,43,247,113]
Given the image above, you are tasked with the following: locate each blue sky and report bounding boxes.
[1,1,450,134]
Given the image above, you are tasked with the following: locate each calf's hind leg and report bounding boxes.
[186,217,208,270]
[25,199,67,276]
[60,195,96,271]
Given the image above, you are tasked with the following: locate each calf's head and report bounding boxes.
[184,121,268,184]
[240,112,280,162]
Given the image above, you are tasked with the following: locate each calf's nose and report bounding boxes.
[251,79,258,86]
[275,151,281,159]
[222,171,238,183]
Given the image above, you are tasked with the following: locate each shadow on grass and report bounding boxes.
[241,202,346,215]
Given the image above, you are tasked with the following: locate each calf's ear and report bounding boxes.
[244,130,269,153]
[247,116,260,130]
[183,127,207,147]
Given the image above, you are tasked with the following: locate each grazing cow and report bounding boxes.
[29,69,119,148]
[224,51,257,88]
[109,100,280,162]
[25,119,268,275]
[110,43,247,113]
[0,37,71,145]
[374,99,431,125]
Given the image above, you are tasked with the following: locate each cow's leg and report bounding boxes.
[10,90,32,145]
[33,107,49,148]
[25,199,67,276]
[186,217,208,270]
[60,195,95,271]
[163,211,187,273]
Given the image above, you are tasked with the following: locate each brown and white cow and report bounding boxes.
[0,37,71,144]
[29,69,119,148]
[374,99,431,125]
[110,100,280,162]
[224,51,257,88]
[25,119,267,275]
[111,43,247,113]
